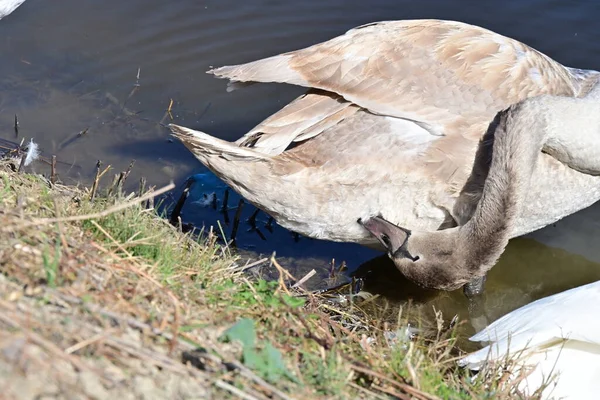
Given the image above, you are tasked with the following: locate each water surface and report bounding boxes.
[2,0,600,337]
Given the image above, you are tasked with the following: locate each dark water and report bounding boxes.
[2,0,600,338]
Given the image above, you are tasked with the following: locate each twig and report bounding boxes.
[138,177,147,197]
[221,189,229,212]
[169,178,193,226]
[198,102,212,120]
[104,335,191,376]
[90,160,102,201]
[349,364,440,400]
[15,182,175,228]
[17,152,26,172]
[107,173,120,197]
[347,382,390,400]
[237,257,269,273]
[215,379,260,400]
[230,199,244,243]
[167,98,174,120]
[371,384,411,400]
[287,303,334,350]
[291,269,316,289]
[50,155,57,184]
[77,127,90,138]
[116,159,135,193]
[229,360,296,400]
[271,256,295,296]
[64,332,111,354]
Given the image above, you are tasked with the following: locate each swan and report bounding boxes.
[0,0,25,20]
[169,19,600,295]
[458,280,600,399]
[359,92,600,290]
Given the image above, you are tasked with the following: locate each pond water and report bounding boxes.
[2,0,600,339]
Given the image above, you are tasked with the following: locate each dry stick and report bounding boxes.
[52,197,71,256]
[138,177,147,197]
[238,257,269,272]
[50,155,57,185]
[270,256,296,296]
[104,336,193,376]
[287,302,334,350]
[17,152,27,173]
[370,384,412,400]
[230,199,244,243]
[147,186,156,209]
[107,173,120,197]
[90,160,102,201]
[236,385,272,400]
[159,98,175,126]
[221,188,229,212]
[77,127,90,138]
[16,182,175,228]
[198,102,212,120]
[121,67,141,111]
[347,382,390,400]
[291,269,316,289]
[215,379,261,400]
[349,364,441,400]
[228,360,296,400]
[116,159,136,194]
[14,114,18,136]
[169,178,193,226]
[64,331,112,354]
[167,98,174,120]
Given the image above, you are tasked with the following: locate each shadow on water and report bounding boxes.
[345,236,600,348]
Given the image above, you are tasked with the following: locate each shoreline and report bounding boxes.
[0,160,523,399]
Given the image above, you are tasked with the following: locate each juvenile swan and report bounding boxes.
[459,280,600,400]
[170,20,600,292]
[360,93,600,290]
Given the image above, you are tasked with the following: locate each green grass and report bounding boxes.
[41,238,61,287]
[0,161,535,399]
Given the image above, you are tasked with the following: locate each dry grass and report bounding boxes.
[0,159,539,400]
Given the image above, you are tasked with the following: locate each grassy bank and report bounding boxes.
[0,160,525,400]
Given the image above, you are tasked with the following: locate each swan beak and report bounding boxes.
[358,216,411,256]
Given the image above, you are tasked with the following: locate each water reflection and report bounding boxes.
[350,237,600,344]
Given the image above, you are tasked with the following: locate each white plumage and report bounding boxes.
[460,280,600,399]
[0,0,25,20]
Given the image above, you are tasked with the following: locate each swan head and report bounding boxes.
[358,216,485,291]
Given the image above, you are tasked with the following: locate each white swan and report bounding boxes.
[459,280,600,399]
[0,0,25,20]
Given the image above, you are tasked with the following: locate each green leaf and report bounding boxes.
[282,294,306,308]
[263,342,299,383]
[220,317,298,384]
[219,318,256,348]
